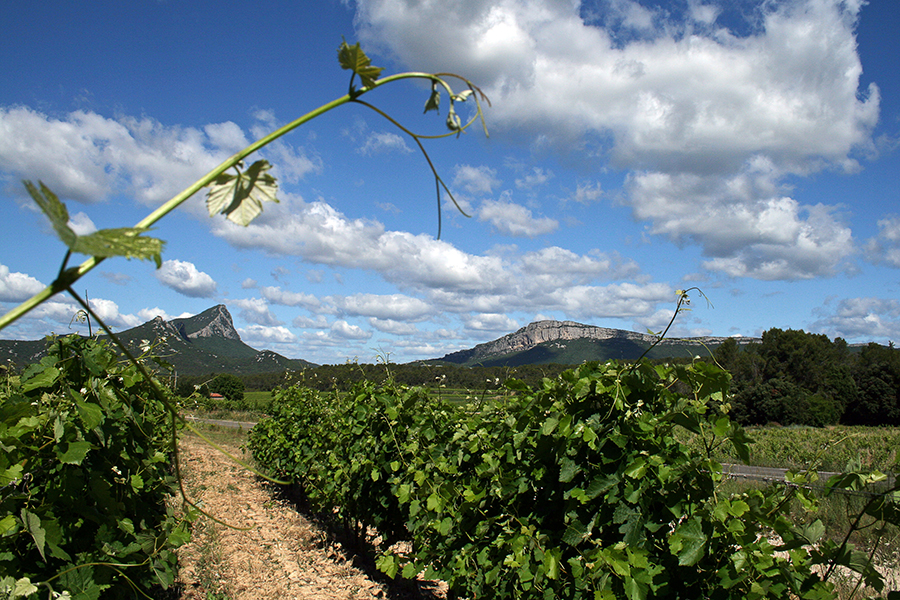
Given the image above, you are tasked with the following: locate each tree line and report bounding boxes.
[714,328,899,427]
[175,328,899,427]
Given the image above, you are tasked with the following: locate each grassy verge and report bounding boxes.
[681,425,900,473]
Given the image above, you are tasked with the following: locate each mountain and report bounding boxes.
[0,305,315,376]
[433,320,761,367]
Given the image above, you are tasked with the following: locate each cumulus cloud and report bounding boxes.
[519,247,640,285]
[260,286,321,309]
[453,164,500,195]
[477,197,559,237]
[354,0,878,280]
[211,194,668,323]
[212,195,512,291]
[88,298,139,327]
[0,293,143,339]
[358,131,413,155]
[0,106,317,206]
[570,181,603,204]
[293,314,330,329]
[464,313,520,332]
[865,215,900,268]
[239,324,298,345]
[232,297,282,327]
[514,167,553,190]
[628,168,855,279]
[331,319,372,340]
[155,259,218,298]
[67,212,97,235]
[136,307,192,322]
[0,264,45,302]
[369,317,420,335]
[811,297,900,342]
[330,293,434,320]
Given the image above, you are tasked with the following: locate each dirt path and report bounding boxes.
[175,434,394,600]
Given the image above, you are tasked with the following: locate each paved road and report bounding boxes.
[722,463,896,489]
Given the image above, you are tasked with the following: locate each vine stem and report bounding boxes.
[0,71,483,334]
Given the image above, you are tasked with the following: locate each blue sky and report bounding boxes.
[1,0,898,365]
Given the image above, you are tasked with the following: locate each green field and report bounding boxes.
[682,425,900,473]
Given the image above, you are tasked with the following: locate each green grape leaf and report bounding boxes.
[21,509,46,559]
[21,365,60,392]
[11,578,39,598]
[24,180,77,250]
[56,440,92,465]
[74,397,104,430]
[72,228,164,267]
[668,517,707,566]
[23,180,164,265]
[206,160,279,226]
[338,39,383,89]
[543,547,562,580]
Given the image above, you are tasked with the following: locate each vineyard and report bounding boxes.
[248,358,900,599]
[0,335,194,598]
[2,37,898,599]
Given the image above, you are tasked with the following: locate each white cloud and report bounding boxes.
[210,193,672,325]
[239,324,298,345]
[518,247,639,285]
[369,317,420,335]
[67,212,97,235]
[0,106,317,207]
[81,297,141,329]
[155,259,218,297]
[464,313,519,332]
[0,264,45,302]
[137,307,192,322]
[570,181,603,204]
[203,121,249,153]
[232,297,281,326]
[477,197,558,237]
[865,215,900,268]
[260,286,321,309]
[212,195,512,291]
[330,293,433,320]
[358,131,413,155]
[811,297,900,342]
[453,164,500,195]
[354,0,877,280]
[628,168,855,279]
[293,314,330,329]
[514,167,553,190]
[331,320,372,340]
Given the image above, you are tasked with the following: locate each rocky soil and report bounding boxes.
[174,434,430,600]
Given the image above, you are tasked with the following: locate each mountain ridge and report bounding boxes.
[435,319,762,367]
[0,304,315,376]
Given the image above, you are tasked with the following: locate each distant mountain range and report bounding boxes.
[1,306,767,374]
[0,305,314,376]
[432,320,762,367]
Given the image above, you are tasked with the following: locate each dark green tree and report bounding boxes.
[209,373,245,404]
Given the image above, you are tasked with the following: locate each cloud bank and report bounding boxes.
[354,0,878,280]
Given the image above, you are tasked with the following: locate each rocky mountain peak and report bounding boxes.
[187,304,241,341]
[487,320,656,357]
